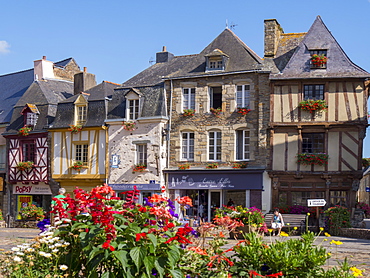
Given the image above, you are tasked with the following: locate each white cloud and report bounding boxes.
[0,41,10,54]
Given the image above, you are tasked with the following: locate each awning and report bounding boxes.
[13,183,52,195]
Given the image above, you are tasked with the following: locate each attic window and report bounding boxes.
[205,49,228,72]
[76,105,87,125]
[26,112,38,126]
[310,50,327,69]
[21,104,40,127]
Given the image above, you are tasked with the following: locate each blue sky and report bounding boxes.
[1,0,370,154]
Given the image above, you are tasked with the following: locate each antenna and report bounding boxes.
[226,19,229,29]
[149,57,155,65]
[230,22,238,30]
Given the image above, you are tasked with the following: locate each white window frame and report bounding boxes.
[26,112,38,126]
[236,130,250,161]
[181,132,194,161]
[76,105,87,125]
[136,144,147,165]
[128,99,140,120]
[182,88,195,110]
[74,143,88,164]
[236,84,250,108]
[208,131,221,161]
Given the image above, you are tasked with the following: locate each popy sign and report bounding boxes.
[307,199,326,207]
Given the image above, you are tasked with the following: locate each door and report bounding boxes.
[208,190,223,222]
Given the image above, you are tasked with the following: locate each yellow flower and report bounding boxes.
[327,252,331,257]
[324,239,328,241]
[286,223,290,226]
[293,227,297,230]
[324,232,331,237]
[268,229,273,233]
[350,267,363,277]
[307,213,310,216]
[320,227,324,231]
[330,240,343,245]
[280,231,289,237]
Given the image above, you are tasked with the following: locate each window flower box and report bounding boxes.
[16,161,34,171]
[71,161,84,172]
[178,163,190,170]
[19,204,45,221]
[310,54,327,68]
[210,107,222,117]
[297,153,329,166]
[232,162,248,169]
[132,163,147,172]
[237,107,251,116]
[68,124,82,134]
[206,162,218,169]
[123,121,137,131]
[18,126,32,136]
[362,158,370,168]
[299,99,327,113]
[183,109,195,117]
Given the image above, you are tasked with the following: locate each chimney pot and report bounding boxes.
[42,56,46,60]
[84,67,87,72]
[162,46,167,52]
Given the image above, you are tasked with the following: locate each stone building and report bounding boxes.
[265,16,370,210]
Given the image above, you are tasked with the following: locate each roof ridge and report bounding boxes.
[282,32,307,36]
[0,68,33,78]
[103,81,121,86]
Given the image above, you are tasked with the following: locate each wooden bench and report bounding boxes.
[264,214,306,233]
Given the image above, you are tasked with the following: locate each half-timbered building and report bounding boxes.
[265,17,370,209]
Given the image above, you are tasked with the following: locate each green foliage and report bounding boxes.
[362,158,370,168]
[297,153,329,166]
[215,205,265,227]
[324,206,351,235]
[19,204,44,220]
[0,209,4,221]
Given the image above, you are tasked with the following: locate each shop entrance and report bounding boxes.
[208,190,223,221]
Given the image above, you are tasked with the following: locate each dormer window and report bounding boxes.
[125,88,141,120]
[310,50,327,69]
[74,94,88,125]
[129,99,139,120]
[205,49,229,72]
[21,104,39,127]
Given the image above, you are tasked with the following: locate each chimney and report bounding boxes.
[33,56,55,80]
[74,68,97,95]
[156,46,174,63]
[264,19,283,58]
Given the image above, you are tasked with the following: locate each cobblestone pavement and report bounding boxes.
[0,229,369,277]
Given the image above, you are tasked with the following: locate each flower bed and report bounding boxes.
[297,153,329,166]
[232,162,248,168]
[311,54,327,67]
[183,109,195,117]
[324,206,351,236]
[19,204,44,221]
[206,162,218,169]
[178,163,190,170]
[299,99,328,113]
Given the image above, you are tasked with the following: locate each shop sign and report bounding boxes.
[109,183,161,191]
[13,184,52,195]
[307,199,326,207]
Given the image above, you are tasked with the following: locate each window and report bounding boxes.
[209,59,223,69]
[26,112,38,126]
[303,85,324,100]
[22,141,36,163]
[136,144,147,165]
[236,85,250,108]
[183,88,195,110]
[236,130,250,160]
[302,133,324,153]
[209,87,222,109]
[75,144,88,163]
[129,99,139,120]
[310,50,327,56]
[182,132,194,160]
[76,105,87,124]
[209,131,221,161]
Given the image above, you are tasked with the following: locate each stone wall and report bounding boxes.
[339,228,370,240]
[53,59,81,81]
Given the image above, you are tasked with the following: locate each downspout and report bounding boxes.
[166,79,173,168]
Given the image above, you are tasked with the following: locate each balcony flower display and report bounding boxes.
[16,161,34,171]
[297,153,329,166]
[68,124,82,134]
[210,107,222,117]
[237,107,251,116]
[183,109,195,117]
[18,126,32,136]
[206,162,218,169]
[71,161,84,172]
[232,162,248,169]
[299,99,328,113]
[311,54,327,67]
[122,121,136,131]
[178,163,190,170]
[132,163,147,172]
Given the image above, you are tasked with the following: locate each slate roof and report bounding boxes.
[270,16,370,79]
[122,28,263,87]
[52,81,120,129]
[0,58,76,124]
[107,85,166,120]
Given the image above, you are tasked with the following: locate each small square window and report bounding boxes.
[302,133,324,153]
[75,144,88,163]
[303,85,324,100]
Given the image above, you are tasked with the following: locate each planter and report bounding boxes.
[22,216,36,221]
[229,225,257,239]
[183,109,195,117]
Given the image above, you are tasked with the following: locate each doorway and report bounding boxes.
[208,190,223,221]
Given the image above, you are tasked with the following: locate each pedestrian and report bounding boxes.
[51,188,67,224]
[271,208,284,236]
[227,198,234,206]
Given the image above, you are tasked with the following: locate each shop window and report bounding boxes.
[75,144,88,163]
[303,85,324,100]
[236,84,250,108]
[22,141,36,163]
[208,131,221,161]
[209,87,222,110]
[302,133,325,153]
[236,129,250,160]
[183,88,195,110]
[136,144,147,165]
[330,190,347,207]
[182,132,194,161]
[128,99,139,120]
[292,191,311,206]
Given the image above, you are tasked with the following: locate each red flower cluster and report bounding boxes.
[237,107,251,115]
[299,99,327,113]
[18,126,32,136]
[311,54,327,67]
[176,196,193,206]
[132,164,146,172]
[249,270,284,277]
[164,223,193,244]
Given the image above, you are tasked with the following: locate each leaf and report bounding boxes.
[167,246,180,267]
[146,233,157,248]
[169,269,183,278]
[143,256,155,277]
[112,250,128,272]
[87,253,105,273]
[88,247,104,262]
[154,259,165,278]
[71,222,88,231]
[130,246,147,271]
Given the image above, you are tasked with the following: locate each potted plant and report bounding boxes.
[19,204,45,221]
[311,54,327,68]
[232,162,248,169]
[18,126,32,136]
[71,161,84,172]
[178,163,190,170]
[132,163,147,172]
[297,153,329,166]
[16,161,34,171]
[210,107,222,117]
[122,121,137,131]
[183,109,195,117]
[299,99,328,113]
[237,107,251,116]
[68,124,82,134]
[206,162,218,169]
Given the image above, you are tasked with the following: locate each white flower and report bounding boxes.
[59,265,68,271]
[13,256,22,262]
[11,247,20,252]
[39,251,46,256]
[54,221,62,226]
[52,249,59,253]
[15,252,24,256]
[43,253,52,258]
[54,243,62,247]
[25,248,35,253]
[62,218,72,223]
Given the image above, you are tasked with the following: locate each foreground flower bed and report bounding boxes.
[0,185,364,277]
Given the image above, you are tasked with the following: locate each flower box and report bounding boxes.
[16,161,34,171]
[206,163,218,169]
[310,54,327,68]
[232,162,248,169]
[68,125,82,134]
[18,126,32,136]
[178,163,190,170]
[297,153,329,166]
[71,161,84,172]
[210,107,222,117]
[237,107,251,116]
[122,121,136,131]
[183,109,195,117]
[132,164,147,172]
[299,99,327,113]
[19,204,45,221]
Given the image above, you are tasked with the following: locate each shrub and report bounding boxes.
[324,206,351,236]
[356,202,370,218]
